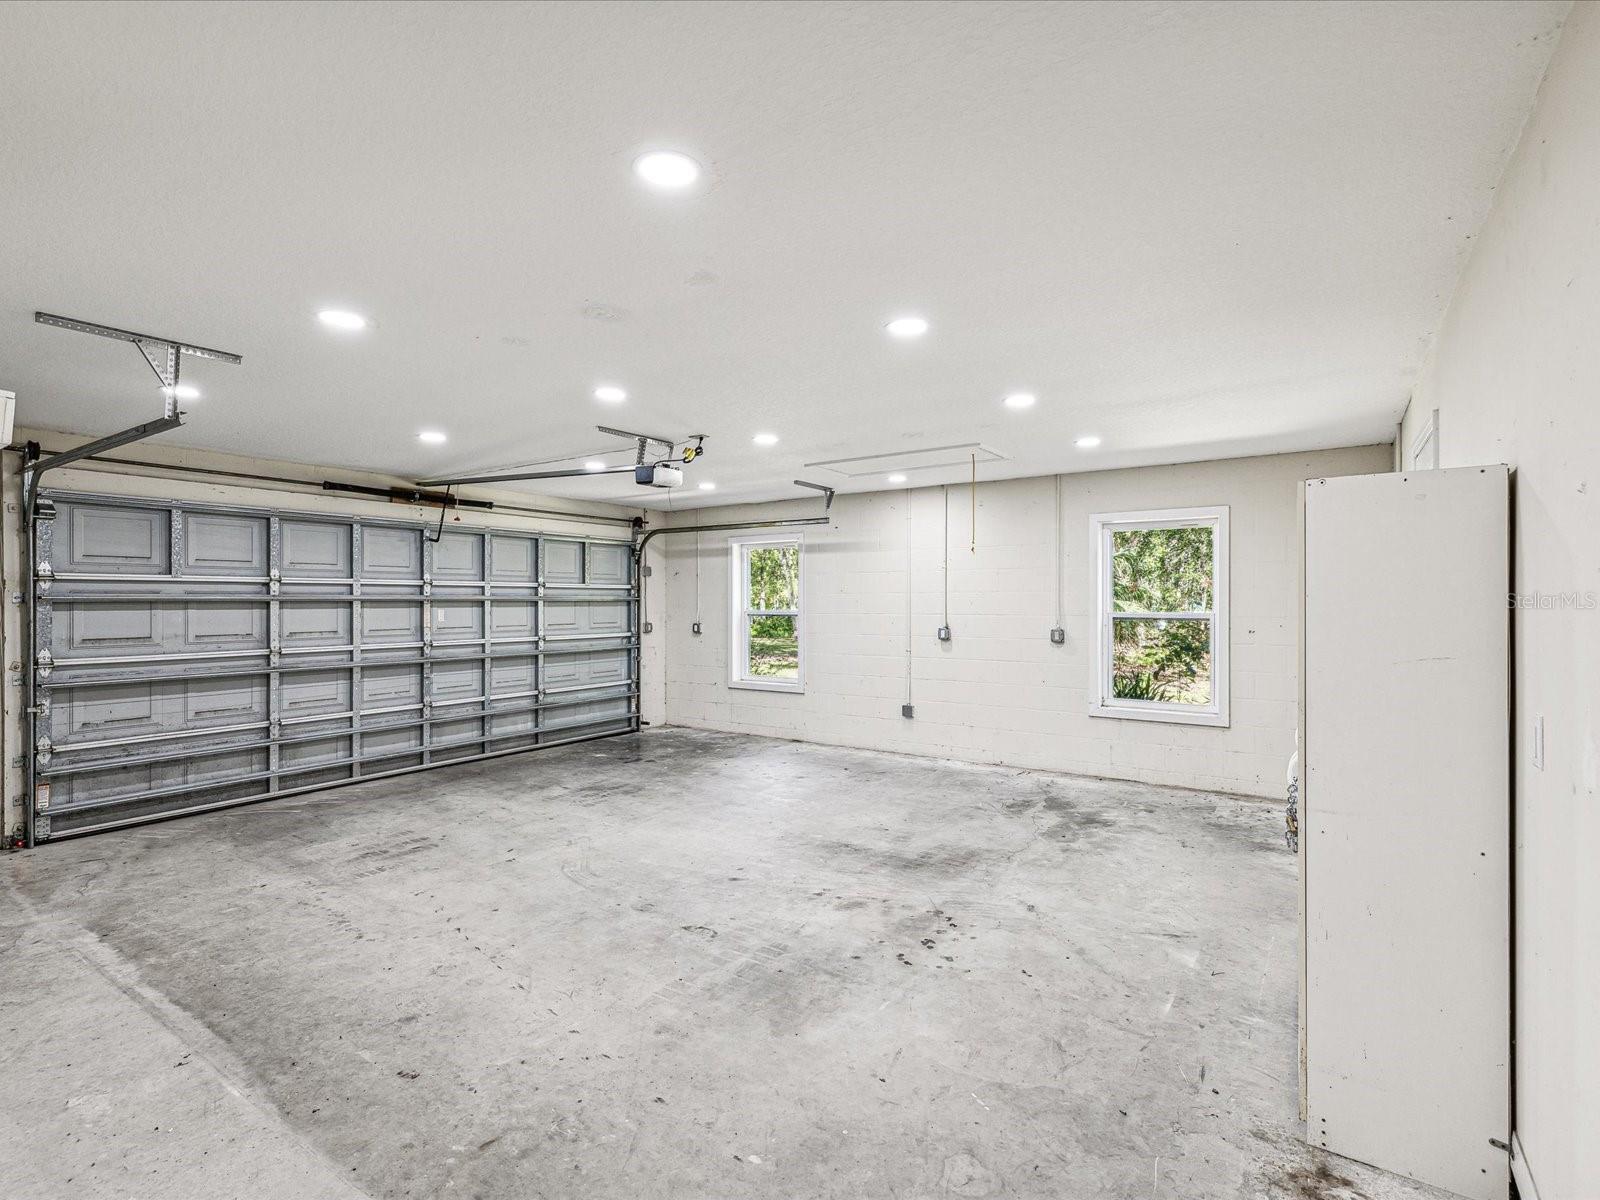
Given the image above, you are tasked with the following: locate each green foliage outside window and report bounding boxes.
[1109,526,1214,704]
[748,546,799,610]
[746,545,800,678]
[1111,526,1213,612]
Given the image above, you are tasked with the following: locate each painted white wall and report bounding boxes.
[649,445,1389,799]
[1397,6,1600,1195]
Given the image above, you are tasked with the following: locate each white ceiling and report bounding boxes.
[0,0,1568,510]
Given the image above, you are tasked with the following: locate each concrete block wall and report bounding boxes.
[648,444,1390,798]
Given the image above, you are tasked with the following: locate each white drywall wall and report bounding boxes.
[650,445,1390,799]
[1398,5,1599,1195]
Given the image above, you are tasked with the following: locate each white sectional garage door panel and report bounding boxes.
[31,491,638,839]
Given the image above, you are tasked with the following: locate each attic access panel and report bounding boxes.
[804,443,1007,479]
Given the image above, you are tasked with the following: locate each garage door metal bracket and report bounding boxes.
[34,311,243,410]
[19,314,243,849]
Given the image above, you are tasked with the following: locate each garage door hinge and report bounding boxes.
[35,561,54,581]
[35,737,51,767]
[25,697,49,718]
[268,568,280,596]
[33,814,50,841]
[34,649,53,679]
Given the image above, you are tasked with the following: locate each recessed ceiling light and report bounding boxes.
[1003,392,1037,409]
[1075,435,1102,449]
[317,309,367,331]
[162,384,200,401]
[584,461,607,472]
[633,151,701,190]
[417,430,447,445]
[887,474,907,484]
[752,432,778,447]
[885,315,929,339]
[593,385,627,403]
[698,481,717,491]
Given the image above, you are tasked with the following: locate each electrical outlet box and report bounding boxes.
[691,621,702,635]
[901,704,914,719]
[642,621,653,634]
[1532,715,1545,770]
[936,625,951,641]
[1050,627,1066,645]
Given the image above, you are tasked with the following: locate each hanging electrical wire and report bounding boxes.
[970,451,977,553]
[942,485,951,633]
[1055,474,1063,627]
[904,486,914,713]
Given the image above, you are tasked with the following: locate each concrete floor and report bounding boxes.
[0,728,1453,1200]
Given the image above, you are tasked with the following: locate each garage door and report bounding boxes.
[28,490,639,840]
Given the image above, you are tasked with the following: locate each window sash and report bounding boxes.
[730,536,804,691]
[1091,507,1228,726]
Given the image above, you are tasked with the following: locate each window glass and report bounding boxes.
[747,614,799,679]
[747,545,799,611]
[1110,617,1212,705]
[1111,526,1213,612]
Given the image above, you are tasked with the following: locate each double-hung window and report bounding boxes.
[1090,506,1229,726]
[729,535,803,692]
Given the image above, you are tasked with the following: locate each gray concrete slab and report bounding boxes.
[1,728,1455,1200]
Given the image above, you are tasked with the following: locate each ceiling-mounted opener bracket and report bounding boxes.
[596,425,679,468]
[34,311,243,421]
[794,478,836,514]
[21,312,242,851]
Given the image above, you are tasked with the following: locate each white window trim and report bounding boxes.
[1089,505,1229,727]
[728,533,805,694]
